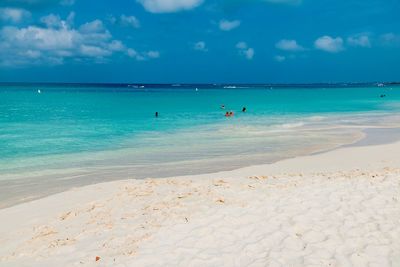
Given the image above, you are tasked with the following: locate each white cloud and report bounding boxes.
[380,33,400,46]
[381,33,396,42]
[137,0,203,13]
[60,0,75,6]
[243,48,254,60]
[146,50,160,58]
[108,14,140,28]
[236,41,247,49]
[194,41,207,51]
[40,13,62,28]
[79,19,105,34]
[127,49,160,60]
[80,45,111,57]
[107,15,117,24]
[274,55,286,62]
[23,49,41,59]
[314,35,344,53]
[0,7,30,23]
[347,34,371,48]
[108,40,125,51]
[40,12,74,29]
[219,19,241,31]
[236,42,254,60]
[0,0,75,7]
[0,13,157,66]
[120,15,140,28]
[275,39,304,51]
[127,48,138,58]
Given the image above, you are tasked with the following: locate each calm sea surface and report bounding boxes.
[1,83,400,206]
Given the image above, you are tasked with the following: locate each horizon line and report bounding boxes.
[0,81,399,86]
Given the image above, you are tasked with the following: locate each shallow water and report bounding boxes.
[1,83,400,207]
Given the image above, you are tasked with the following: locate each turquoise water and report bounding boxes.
[1,84,400,206]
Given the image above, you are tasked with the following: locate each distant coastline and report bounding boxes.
[1,81,400,89]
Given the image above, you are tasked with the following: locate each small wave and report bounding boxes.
[280,122,305,129]
[308,116,326,122]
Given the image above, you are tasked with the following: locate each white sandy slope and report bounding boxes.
[1,142,400,267]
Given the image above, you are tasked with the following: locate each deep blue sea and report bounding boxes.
[1,83,400,206]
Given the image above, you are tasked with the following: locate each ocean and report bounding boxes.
[1,83,400,207]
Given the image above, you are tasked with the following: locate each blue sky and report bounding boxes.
[0,0,399,83]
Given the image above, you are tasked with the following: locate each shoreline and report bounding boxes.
[1,126,400,209]
[1,131,400,266]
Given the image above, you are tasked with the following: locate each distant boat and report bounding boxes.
[377,83,385,87]
[37,89,41,94]
[223,86,237,89]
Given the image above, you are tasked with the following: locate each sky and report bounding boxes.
[0,0,399,83]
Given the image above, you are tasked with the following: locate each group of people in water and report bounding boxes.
[222,105,246,117]
[155,105,247,118]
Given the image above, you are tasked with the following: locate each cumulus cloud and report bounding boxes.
[244,48,255,60]
[60,0,75,6]
[147,50,160,58]
[236,41,247,49]
[119,15,140,28]
[106,40,124,53]
[79,45,111,57]
[137,0,203,13]
[0,0,74,8]
[79,19,106,34]
[347,34,371,48]
[219,19,241,31]
[275,39,304,51]
[193,41,207,51]
[274,55,286,62]
[40,13,63,28]
[0,13,157,66]
[314,36,344,53]
[109,15,140,28]
[40,12,75,28]
[236,42,254,60]
[380,33,400,46]
[0,7,30,23]
[127,49,160,61]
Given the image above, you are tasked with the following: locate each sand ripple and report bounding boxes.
[0,167,399,267]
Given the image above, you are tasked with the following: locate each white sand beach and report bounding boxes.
[1,141,400,267]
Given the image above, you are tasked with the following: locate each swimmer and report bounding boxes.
[242,107,246,112]
[225,111,230,117]
[221,105,225,109]
[155,112,159,117]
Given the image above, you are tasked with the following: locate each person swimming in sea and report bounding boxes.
[221,104,225,109]
[242,107,246,112]
[224,111,234,117]
[155,112,159,117]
